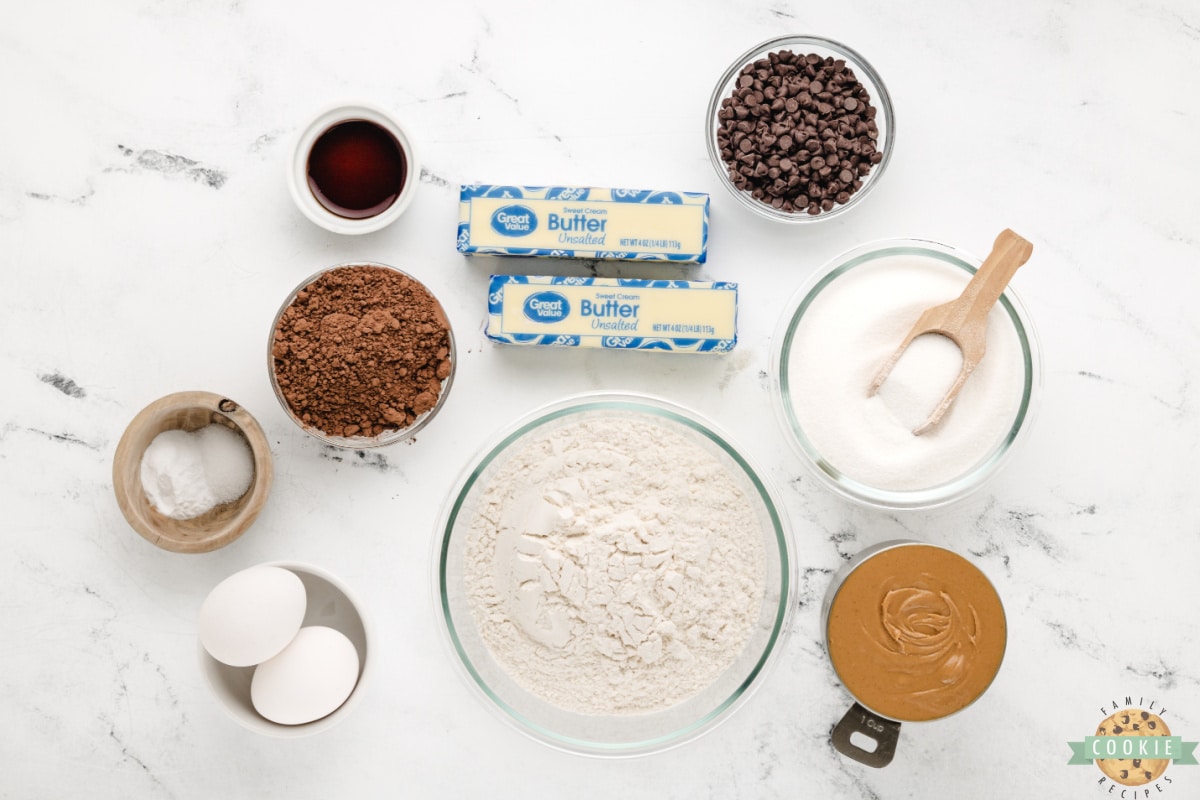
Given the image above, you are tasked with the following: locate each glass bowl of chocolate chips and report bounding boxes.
[706,35,895,222]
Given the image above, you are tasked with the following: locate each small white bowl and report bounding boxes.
[198,562,372,737]
[287,102,419,235]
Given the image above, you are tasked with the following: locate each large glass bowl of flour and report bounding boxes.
[773,238,1041,509]
[436,392,795,755]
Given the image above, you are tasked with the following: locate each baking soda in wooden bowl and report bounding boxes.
[112,391,273,553]
[140,425,254,519]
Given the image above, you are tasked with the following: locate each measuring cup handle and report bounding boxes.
[831,702,901,768]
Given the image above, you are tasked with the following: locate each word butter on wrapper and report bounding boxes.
[487,276,737,353]
[458,185,709,263]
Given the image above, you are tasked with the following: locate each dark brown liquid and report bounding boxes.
[306,120,406,219]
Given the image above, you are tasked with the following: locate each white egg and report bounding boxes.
[199,566,307,667]
[250,626,360,725]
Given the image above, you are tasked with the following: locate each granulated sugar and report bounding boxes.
[877,333,964,432]
[464,412,766,715]
[786,254,1024,491]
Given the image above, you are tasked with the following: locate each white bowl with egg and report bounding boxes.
[771,238,1042,509]
[198,562,371,737]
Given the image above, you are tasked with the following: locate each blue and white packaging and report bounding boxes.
[458,185,709,263]
[486,275,737,353]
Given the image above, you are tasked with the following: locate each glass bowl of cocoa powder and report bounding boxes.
[706,35,895,222]
[268,262,456,448]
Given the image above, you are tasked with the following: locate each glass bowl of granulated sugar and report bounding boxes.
[435,392,796,756]
[772,238,1042,510]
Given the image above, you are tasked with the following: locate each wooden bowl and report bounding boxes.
[113,391,273,553]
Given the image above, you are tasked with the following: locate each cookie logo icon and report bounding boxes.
[1094,709,1171,786]
[1068,698,1197,793]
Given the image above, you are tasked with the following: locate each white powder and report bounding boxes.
[140,425,254,519]
[785,254,1025,491]
[464,413,766,715]
[877,333,964,431]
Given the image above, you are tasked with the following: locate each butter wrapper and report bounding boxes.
[458,185,709,263]
[486,275,737,353]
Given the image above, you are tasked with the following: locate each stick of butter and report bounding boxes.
[458,185,709,263]
[486,276,737,353]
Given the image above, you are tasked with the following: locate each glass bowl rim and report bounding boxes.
[266,261,456,449]
[431,390,797,756]
[705,33,896,224]
[770,237,1043,509]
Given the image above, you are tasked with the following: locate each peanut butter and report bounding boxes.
[826,544,1005,722]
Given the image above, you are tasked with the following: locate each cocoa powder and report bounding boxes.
[271,265,453,440]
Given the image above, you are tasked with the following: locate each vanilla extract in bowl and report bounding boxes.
[307,119,407,219]
[288,102,419,234]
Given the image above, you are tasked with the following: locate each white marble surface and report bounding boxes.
[2,1,1198,797]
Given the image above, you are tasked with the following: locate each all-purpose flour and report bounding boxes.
[464,413,766,715]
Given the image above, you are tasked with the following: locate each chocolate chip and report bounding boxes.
[1149,721,1157,729]
[715,49,882,215]
[1120,770,1129,779]
[1133,759,1142,767]
[1141,712,1150,720]
[1144,771,1153,781]
[1114,726,1124,734]
[1121,714,1130,725]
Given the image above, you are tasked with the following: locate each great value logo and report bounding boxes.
[490,205,537,236]
[523,291,570,323]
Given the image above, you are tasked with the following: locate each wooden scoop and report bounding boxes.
[867,229,1033,435]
